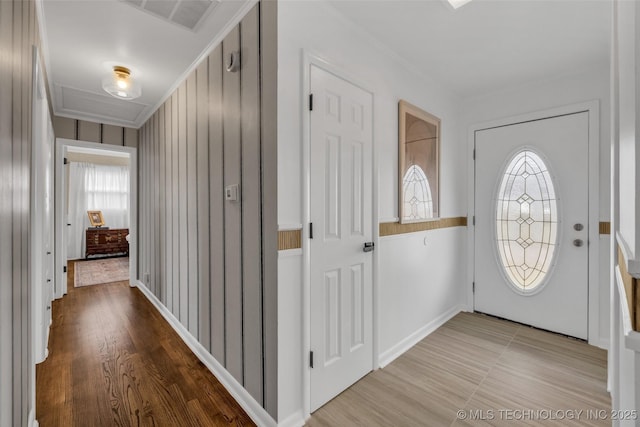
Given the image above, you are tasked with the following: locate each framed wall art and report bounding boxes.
[398,100,440,223]
[87,210,105,227]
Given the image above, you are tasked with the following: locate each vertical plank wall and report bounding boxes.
[52,116,138,148]
[137,3,278,418]
[0,0,42,424]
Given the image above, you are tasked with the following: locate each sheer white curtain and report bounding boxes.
[67,162,130,259]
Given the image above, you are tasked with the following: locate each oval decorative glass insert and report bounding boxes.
[496,150,558,292]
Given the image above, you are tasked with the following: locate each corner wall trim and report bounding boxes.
[378,305,464,368]
[379,216,467,237]
[134,280,277,427]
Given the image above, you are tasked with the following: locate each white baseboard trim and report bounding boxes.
[379,305,464,368]
[277,410,305,427]
[135,280,277,427]
[28,409,38,427]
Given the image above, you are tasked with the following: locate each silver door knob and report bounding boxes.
[573,239,584,247]
[574,223,584,231]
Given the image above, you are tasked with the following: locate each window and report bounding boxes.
[496,150,557,292]
[402,165,433,221]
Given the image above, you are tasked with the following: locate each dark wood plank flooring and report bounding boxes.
[36,260,254,426]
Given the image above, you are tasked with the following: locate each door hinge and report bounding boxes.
[63,265,67,273]
[309,93,314,111]
[63,157,68,165]
[309,222,314,239]
[472,216,475,226]
[310,351,314,368]
[472,282,475,293]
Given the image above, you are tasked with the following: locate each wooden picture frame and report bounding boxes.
[398,100,440,223]
[87,210,105,227]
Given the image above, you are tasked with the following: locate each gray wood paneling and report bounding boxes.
[196,60,211,351]
[77,120,101,143]
[222,25,244,384]
[240,7,263,404]
[178,83,188,325]
[0,1,14,423]
[159,104,166,303]
[165,99,174,313]
[53,116,76,139]
[124,127,138,147]
[53,115,138,146]
[171,92,180,317]
[209,45,226,363]
[135,3,277,416]
[186,72,199,336]
[153,111,160,296]
[12,0,26,421]
[1,0,40,423]
[102,124,124,146]
[261,1,278,417]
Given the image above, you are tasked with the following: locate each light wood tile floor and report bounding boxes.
[307,312,611,426]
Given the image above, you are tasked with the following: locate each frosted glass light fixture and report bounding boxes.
[447,0,474,9]
[102,66,142,100]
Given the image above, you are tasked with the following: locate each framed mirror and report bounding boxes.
[398,100,440,223]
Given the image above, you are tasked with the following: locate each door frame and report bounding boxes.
[54,138,138,298]
[301,51,379,418]
[466,100,601,346]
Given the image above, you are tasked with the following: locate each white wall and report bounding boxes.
[611,0,640,421]
[460,64,611,347]
[278,0,467,422]
[616,0,638,261]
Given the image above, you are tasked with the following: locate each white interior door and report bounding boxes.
[309,64,373,412]
[474,112,589,339]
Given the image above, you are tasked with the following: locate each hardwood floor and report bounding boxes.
[307,312,611,427]
[36,260,254,427]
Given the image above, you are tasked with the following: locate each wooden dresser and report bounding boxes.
[86,228,129,258]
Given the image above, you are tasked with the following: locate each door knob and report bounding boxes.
[574,223,584,231]
[573,239,584,247]
[363,242,375,253]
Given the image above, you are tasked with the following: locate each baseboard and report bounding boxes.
[28,409,38,427]
[135,280,277,427]
[277,410,305,427]
[379,305,464,368]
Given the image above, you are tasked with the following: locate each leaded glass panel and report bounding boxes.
[496,150,558,292]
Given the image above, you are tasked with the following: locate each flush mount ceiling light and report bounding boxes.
[447,0,474,9]
[102,65,142,100]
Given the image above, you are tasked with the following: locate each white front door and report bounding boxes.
[309,64,373,412]
[474,112,589,339]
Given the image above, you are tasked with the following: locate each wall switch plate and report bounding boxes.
[225,184,239,201]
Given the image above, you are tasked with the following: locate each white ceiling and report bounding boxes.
[40,0,254,128]
[328,0,611,98]
[40,0,611,129]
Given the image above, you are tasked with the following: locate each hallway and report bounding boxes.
[36,261,254,426]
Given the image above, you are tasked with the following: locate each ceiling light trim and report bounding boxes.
[446,0,474,10]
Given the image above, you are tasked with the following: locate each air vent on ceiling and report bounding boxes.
[121,0,218,32]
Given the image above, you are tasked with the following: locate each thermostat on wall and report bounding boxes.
[225,184,239,201]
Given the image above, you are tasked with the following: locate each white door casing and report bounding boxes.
[31,47,54,364]
[474,112,589,339]
[309,64,374,412]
